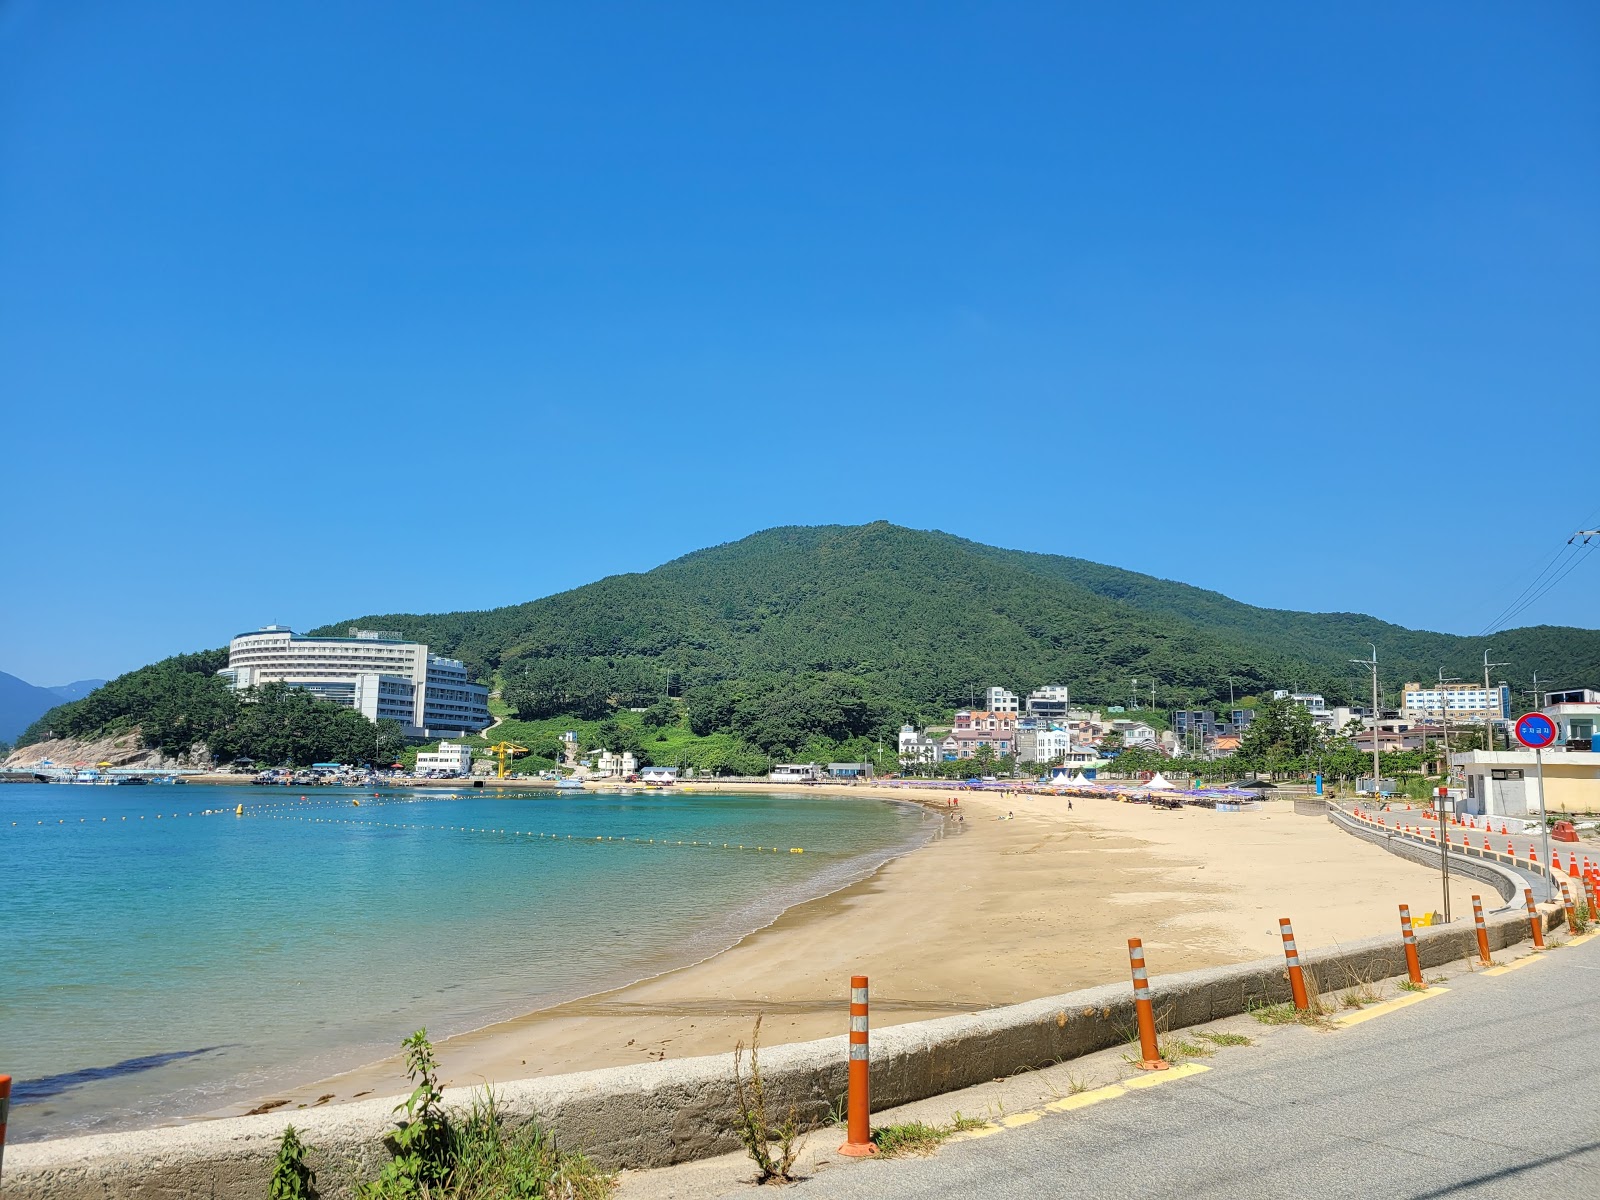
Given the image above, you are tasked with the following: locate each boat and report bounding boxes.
[554,778,586,790]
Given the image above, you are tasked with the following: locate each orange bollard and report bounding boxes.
[1471,896,1492,966]
[1506,839,1515,857]
[1127,939,1169,1071]
[838,976,876,1156]
[1529,846,1539,868]
[1569,853,1579,877]
[1525,888,1546,950]
[1560,883,1578,932]
[1399,905,1425,987]
[1585,876,1599,918]
[1280,918,1310,1010]
[1483,835,1491,852]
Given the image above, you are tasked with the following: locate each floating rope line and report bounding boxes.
[7,809,807,854]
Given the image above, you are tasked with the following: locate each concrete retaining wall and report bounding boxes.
[7,907,1557,1199]
[1326,806,1528,907]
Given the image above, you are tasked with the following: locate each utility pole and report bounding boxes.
[1482,649,1509,751]
[1437,668,1460,768]
[1350,645,1381,798]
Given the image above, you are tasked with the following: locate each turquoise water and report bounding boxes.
[0,783,929,1143]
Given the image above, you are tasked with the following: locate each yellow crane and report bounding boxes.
[486,741,528,780]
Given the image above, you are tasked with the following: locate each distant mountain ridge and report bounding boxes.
[311,522,1600,712]
[0,673,106,742]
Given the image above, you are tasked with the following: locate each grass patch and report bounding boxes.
[1339,980,1386,1008]
[350,1031,613,1200]
[1194,1030,1253,1047]
[1397,980,1428,993]
[1158,1034,1215,1061]
[871,1113,990,1158]
[445,1092,614,1200]
[1247,999,1333,1028]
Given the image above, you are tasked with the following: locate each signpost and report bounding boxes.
[1515,712,1559,899]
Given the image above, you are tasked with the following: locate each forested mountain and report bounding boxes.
[315,522,1600,718]
[17,523,1595,770]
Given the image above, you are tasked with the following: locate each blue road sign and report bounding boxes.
[1514,711,1558,749]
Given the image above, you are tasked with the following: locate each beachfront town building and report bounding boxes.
[592,749,638,777]
[771,763,824,782]
[1450,687,1600,814]
[954,709,1018,732]
[898,724,941,765]
[640,765,679,785]
[1016,726,1098,765]
[414,741,473,777]
[220,626,492,739]
[1273,691,1328,715]
[828,762,874,778]
[1171,710,1217,740]
[1024,685,1072,719]
[984,686,1020,713]
[1544,688,1599,749]
[1111,720,1157,748]
[1401,681,1511,725]
[941,729,1015,760]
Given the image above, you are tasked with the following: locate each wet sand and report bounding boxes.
[222,789,1481,1118]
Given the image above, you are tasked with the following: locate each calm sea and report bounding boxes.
[0,782,930,1143]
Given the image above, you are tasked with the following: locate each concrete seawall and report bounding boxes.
[7,906,1557,1199]
[1326,805,1530,906]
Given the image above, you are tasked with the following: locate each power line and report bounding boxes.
[1476,529,1600,638]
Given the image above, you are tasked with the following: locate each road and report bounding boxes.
[1348,803,1596,899]
[781,936,1600,1200]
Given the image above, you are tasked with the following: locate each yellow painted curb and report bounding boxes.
[1332,986,1450,1026]
[1484,953,1548,976]
[951,1062,1210,1142]
[951,1123,1006,1141]
[1557,930,1598,947]
[1122,1062,1211,1089]
[1044,1084,1126,1113]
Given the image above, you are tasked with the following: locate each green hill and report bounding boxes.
[315,522,1600,717]
[21,523,1594,770]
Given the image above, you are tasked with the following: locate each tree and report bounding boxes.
[1238,695,1319,771]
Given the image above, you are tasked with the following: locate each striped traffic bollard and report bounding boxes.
[1279,918,1310,1010]
[1528,846,1539,869]
[1127,939,1169,1071]
[1586,876,1600,921]
[1524,888,1546,950]
[1560,882,1578,933]
[838,976,876,1156]
[0,1074,8,1182]
[1506,839,1515,858]
[1398,905,1425,987]
[1483,835,1491,853]
[1471,895,1492,966]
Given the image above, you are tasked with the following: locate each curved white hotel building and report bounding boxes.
[219,626,491,739]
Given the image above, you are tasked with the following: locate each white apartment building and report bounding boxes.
[220,626,492,738]
[1025,685,1072,719]
[415,742,473,776]
[897,723,941,765]
[1273,690,1327,714]
[1018,726,1078,764]
[1401,682,1510,724]
[984,686,1019,713]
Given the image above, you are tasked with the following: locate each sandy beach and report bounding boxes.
[225,786,1484,1120]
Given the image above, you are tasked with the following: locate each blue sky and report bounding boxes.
[2,2,1597,683]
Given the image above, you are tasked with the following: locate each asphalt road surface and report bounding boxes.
[782,937,1600,1200]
